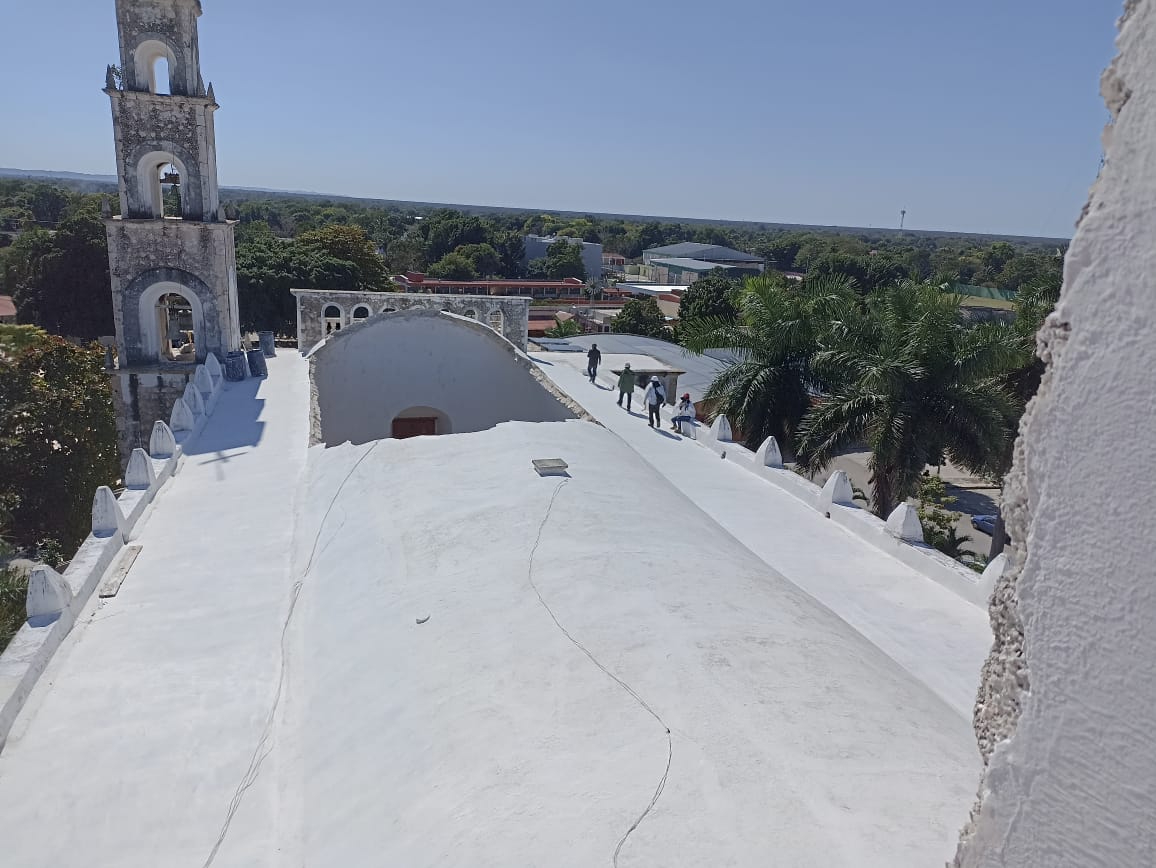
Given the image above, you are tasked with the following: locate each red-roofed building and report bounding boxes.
[0,295,16,323]
[393,273,591,300]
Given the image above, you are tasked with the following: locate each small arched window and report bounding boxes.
[323,304,343,335]
[488,310,504,332]
[352,305,371,320]
[381,307,397,315]
[463,309,478,320]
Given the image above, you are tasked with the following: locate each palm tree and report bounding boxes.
[681,274,859,451]
[544,316,582,338]
[795,281,1021,518]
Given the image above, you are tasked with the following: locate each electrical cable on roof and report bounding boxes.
[200,440,381,868]
[527,479,673,867]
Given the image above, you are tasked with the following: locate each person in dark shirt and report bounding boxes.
[586,344,602,383]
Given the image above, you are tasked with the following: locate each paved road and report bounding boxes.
[811,452,1002,559]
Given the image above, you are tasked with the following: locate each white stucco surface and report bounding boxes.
[0,353,312,867]
[0,346,985,866]
[956,4,1156,864]
[311,310,577,446]
[535,352,992,717]
[293,421,977,867]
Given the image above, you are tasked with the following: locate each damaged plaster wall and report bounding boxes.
[954,2,1156,864]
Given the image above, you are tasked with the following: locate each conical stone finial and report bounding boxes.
[92,486,127,541]
[711,415,733,442]
[886,503,925,543]
[170,397,196,433]
[149,421,177,459]
[27,565,72,622]
[819,470,856,511]
[125,448,157,491]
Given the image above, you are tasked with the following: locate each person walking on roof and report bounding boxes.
[644,376,666,428]
[587,343,601,383]
[671,393,696,433]
[616,363,636,410]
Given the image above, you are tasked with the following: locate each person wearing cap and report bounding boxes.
[671,393,696,433]
[643,376,667,428]
[616,363,636,410]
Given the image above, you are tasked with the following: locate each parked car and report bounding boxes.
[971,515,998,535]
[971,514,1011,545]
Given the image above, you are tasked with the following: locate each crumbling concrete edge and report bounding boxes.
[949,4,1134,863]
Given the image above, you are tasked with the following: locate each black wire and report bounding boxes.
[201,441,380,867]
[527,479,674,867]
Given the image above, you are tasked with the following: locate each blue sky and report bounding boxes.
[1,0,1118,237]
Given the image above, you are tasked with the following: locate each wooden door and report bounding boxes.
[392,417,437,439]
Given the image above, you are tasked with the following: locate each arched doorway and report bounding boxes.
[391,406,452,439]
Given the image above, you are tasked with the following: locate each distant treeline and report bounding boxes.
[0,178,1064,338]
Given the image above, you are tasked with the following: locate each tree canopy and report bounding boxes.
[427,251,479,281]
[528,239,587,281]
[544,316,582,338]
[681,274,859,451]
[612,297,670,340]
[0,326,120,556]
[4,208,114,341]
[678,272,740,325]
[297,224,388,290]
[796,281,1022,516]
[0,176,1068,359]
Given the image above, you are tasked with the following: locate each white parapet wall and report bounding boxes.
[0,366,226,750]
[693,415,990,608]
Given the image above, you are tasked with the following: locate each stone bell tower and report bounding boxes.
[103,0,242,457]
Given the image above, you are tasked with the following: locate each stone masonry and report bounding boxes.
[292,289,532,352]
[102,0,242,463]
[108,369,196,460]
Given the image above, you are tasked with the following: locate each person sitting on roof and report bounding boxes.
[671,393,696,433]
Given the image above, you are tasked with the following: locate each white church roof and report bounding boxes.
[0,351,984,866]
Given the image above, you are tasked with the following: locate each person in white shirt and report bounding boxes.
[671,393,696,432]
[643,376,666,428]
